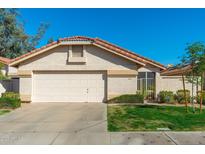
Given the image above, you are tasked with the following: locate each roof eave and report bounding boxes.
[161,66,192,76]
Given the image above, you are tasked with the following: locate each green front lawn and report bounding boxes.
[0,110,10,116]
[108,105,205,131]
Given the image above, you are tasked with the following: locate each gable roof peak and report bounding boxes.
[8,36,166,70]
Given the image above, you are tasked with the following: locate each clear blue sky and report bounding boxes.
[19,8,205,65]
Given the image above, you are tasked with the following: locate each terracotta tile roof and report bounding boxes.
[161,65,192,76]
[7,36,166,70]
[0,56,12,64]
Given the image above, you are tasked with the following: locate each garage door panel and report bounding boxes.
[32,72,105,103]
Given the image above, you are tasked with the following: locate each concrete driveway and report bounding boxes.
[1,103,205,145]
[0,103,108,144]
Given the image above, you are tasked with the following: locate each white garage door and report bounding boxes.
[32,71,106,103]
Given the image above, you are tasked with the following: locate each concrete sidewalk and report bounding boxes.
[109,132,205,145]
[1,131,205,145]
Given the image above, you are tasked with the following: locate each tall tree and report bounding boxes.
[196,46,205,112]
[182,42,205,113]
[0,8,49,58]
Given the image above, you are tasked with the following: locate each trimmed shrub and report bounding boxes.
[175,89,190,104]
[2,92,20,99]
[107,94,144,104]
[0,92,21,109]
[158,91,174,103]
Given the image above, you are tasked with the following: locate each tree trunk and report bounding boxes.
[182,74,188,112]
[200,73,204,113]
[192,72,195,113]
[196,77,199,103]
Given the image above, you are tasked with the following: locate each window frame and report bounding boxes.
[67,45,87,63]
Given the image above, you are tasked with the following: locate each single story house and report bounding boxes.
[0,36,197,103]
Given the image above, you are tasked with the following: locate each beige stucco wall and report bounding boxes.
[158,76,197,95]
[16,45,139,101]
[19,77,32,101]
[18,45,138,71]
[107,75,137,99]
[8,66,17,75]
[138,65,161,73]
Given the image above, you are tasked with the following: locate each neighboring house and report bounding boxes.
[0,56,10,76]
[0,36,196,103]
[0,57,10,96]
[0,57,19,96]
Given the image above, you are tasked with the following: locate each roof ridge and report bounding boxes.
[59,36,94,41]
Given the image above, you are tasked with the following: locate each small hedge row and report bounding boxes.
[158,91,175,103]
[175,90,190,104]
[107,94,144,104]
[158,90,191,104]
[0,92,21,109]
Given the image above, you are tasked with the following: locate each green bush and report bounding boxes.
[158,91,174,103]
[107,94,144,104]
[0,92,21,109]
[2,92,20,99]
[175,89,190,104]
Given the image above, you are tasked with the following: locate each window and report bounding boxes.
[67,45,86,63]
[137,72,156,99]
[138,72,146,78]
[72,45,83,57]
[147,72,155,79]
